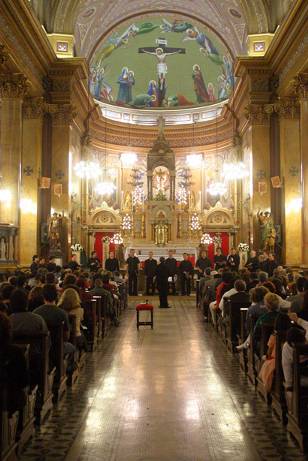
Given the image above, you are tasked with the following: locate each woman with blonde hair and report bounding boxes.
[58,288,87,350]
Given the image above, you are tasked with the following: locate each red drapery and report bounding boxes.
[94,232,115,263]
[207,232,230,265]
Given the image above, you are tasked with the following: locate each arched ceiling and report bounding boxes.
[30,0,296,60]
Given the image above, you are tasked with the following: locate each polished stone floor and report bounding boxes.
[21,297,307,461]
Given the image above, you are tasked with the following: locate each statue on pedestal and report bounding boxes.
[257,210,276,252]
[48,212,63,252]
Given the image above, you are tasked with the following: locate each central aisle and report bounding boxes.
[21,298,305,461]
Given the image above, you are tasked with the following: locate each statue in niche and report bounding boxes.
[153,166,170,199]
[48,212,63,251]
[154,222,169,246]
[257,210,276,251]
[123,191,132,211]
[188,191,196,210]
[134,216,142,238]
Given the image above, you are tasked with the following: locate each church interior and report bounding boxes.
[1,0,308,460]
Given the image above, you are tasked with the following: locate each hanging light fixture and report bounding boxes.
[207,109,227,196]
[223,161,249,181]
[200,233,213,245]
[74,160,101,179]
[121,152,137,168]
[190,213,201,231]
[95,116,117,196]
[0,188,11,203]
[207,181,227,196]
[186,123,203,169]
[110,233,124,244]
[175,185,188,205]
[132,184,145,206]
[122,213,132,230]
[95,181,116,196]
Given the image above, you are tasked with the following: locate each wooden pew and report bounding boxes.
[255,324,274,398]
[287,344,308,452]
[83,299,97,351]
[92,296,102,340]
[66,315,80,387]
[48,324,67,404]
[272,331,288,425]
[13,333,54,426]
[0,382,19,461]
[238,308,248,373]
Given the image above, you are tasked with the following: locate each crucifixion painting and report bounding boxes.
[139,39,185,78]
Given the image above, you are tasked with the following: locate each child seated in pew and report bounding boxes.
[258,313,292,392]
[58,288,88,351]
[0,311,28,416]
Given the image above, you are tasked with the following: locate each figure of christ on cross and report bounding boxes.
[139,40,185,78]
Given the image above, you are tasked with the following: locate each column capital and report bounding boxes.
[23,96,45,119]
[264,99,300,119]
[0,73,28,99]
[293,73,308,100]
[47,103,77,126]
[245,103,271,126]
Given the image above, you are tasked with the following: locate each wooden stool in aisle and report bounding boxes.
[136,302,154,329]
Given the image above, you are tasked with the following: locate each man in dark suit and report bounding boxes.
[144,251,157,295]
[165,249,178,295]
[156,257,170,308]
[126,249,140,296]
[179,253,194,296]
[105,251,119,273]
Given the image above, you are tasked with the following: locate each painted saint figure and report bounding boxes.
[192,64,210,103]
[117,67,134,104]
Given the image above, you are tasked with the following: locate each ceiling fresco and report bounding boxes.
[74,0,248,59]
[90,14,234,109]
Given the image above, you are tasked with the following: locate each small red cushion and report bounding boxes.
[136,303,154,311]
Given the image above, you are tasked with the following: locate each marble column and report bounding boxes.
[0,74,27,229]
[246,105,271,249]
[296,74,308,266]
[50,104,76,262]
[19,97,44,265]
[279,100,301,265]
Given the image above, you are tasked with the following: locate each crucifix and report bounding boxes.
[139,38,185,77]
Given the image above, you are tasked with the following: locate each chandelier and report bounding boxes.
[95,181,116,196]
[200,233,213,245]
[74,161,101,179]
[0,188,11,203]
[186,154,202,169]
[223,162,249,181]
[110,233,123,244]
[121,152,137,168]
[122,214,132,230]
[132,185,145,206]
[190,213,201,231]
[207,181,227,196]
[175,186,188,205]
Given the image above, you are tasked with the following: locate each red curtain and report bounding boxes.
[207,232,230,265]
[94,232,115,263]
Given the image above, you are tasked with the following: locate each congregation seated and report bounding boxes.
[0,282,15,314]
[0,311,28,416]
[90,278,119,326]
[34,284,76,372]
[10,288,48,339]
[282,326,308,391]
[28,286,45,311]
[258,313,292,393]
[288,277,308,313]
[57,288,87,351]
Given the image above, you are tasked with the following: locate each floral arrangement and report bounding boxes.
[153,191,167,201]
[70,243,83,251]
[238,242,250,252]
[102,236,111,244]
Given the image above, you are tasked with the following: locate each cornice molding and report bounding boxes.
[23,96,45,118]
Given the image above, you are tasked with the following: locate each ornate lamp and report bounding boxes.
[110,233,123,244]
[200,233,213,245]
[207,181,227,196]
[95,181,116,196]
[74,161,101,179]
[190,213,201,231]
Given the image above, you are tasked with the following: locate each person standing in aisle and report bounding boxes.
[126,249,140,296]
[156,257,170,308]
[165,249,178,295]
[179,253,194,296]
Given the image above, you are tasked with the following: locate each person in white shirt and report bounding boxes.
[281,325,306,390]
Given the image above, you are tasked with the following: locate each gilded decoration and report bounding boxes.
[48,103,77,125]
[23,96,45,119]
[0,73,28,99]
[204,208,234,229]
[293,73,308,99]
[0,44,8,65]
